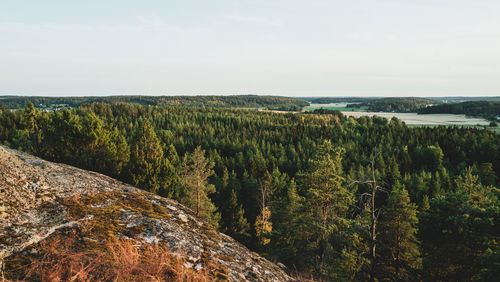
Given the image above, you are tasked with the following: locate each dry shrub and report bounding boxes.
[5,229,105,281]
[5,230,213,282]
[104,237,210,281]
[4,193,229,281]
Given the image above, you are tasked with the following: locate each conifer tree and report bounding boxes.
[22,102,42,154]
[430,171,443,197]
[223,189,250,242]
[255,171,273,246]
[181,146,220,227]
[239,171,259,226]
[378,183,421,280]
[420,168,499,281]
[299,141,353,268]
[79,112,129,177]
[128,120,173,193]
[269,179,307,267]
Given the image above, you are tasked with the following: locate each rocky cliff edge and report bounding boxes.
[0,146,292,281]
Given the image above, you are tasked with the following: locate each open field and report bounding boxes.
[263,108,497,129]
[304,103,368,112]
[343,112,491,126]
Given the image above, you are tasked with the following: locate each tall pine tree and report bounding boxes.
[378,183,421,280]
[128,120,175,193]
[222,189,250,243]
[181,146,220,227]
[299,141,353,273]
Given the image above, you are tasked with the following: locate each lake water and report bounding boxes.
[305,103,349,108]
[342,112,491,126]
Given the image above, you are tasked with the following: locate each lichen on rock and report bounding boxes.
[0,146,292,281]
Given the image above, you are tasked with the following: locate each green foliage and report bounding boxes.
[80,112,130,177]
[419,100,500,120]
[21,102,42,153]
[349,97,439,112]
[181,146,221,227]
[128,120,175,193]
[420,168,499,281]
[378,183,421,280]
[0,101,499,280]
[268,179,305,265]
[474,162,498,186]
[325,219,370,281]
[299,142,352,232]
[0,95,309,111]
[296,142,355,277]
[222,189,250,242]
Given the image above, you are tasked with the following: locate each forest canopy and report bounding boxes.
[0,101,498,280]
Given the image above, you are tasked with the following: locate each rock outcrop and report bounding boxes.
[0,146,292,281]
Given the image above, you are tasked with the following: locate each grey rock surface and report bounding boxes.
[0,146,292,281]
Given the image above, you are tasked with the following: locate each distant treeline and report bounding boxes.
[433,96,500,102]
[307,108,343,115]
[305,97,372,104]
[307,96,500,104]
[418,101,500,121]
[306,97,440,112]
[0,95,309,111]
[347,97,440,112]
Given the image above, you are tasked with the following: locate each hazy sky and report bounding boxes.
[1,0,500,96]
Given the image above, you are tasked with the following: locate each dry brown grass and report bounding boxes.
[104,237,211,282]
[3,193,232,281]
[4,229,220,282]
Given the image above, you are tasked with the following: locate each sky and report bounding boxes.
[1,0,500,97]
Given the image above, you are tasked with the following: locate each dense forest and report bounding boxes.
[0,95,309,111]
[0,102,499,280]
[347,97,440,112]
[419,100,500,121]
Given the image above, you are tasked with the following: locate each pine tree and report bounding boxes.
[255,171,273,246]
[217,170,251,241]
[365,150,384,282]
[438,166,453,192]
[79,112,129,177]
[239,171,259,228]
[430,171,443,197]
[22,102,42,154]
[299,141,353,269]
[223,189,250,242]
[386,160,401,187]
[420,195,430,211]
[378,183,421,280]
[420,168,499,281]
[181,146,220,227]
[128,120,172,193]
[269,179,308,267]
